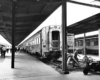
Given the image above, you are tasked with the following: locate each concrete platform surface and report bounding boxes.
[0,52,100,80]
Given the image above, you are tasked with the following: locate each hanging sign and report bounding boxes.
[67,33,74,46]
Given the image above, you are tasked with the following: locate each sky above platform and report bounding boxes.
[0,35,11,46]
[67,2,100,26]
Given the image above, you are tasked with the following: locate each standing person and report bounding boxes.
[10,48,12,53]
[73,48,79,62]
[73,48,80,67]
[6,48,9,53]
[0,47,2,56]
[0,47,3,57]
[2,46,7,58]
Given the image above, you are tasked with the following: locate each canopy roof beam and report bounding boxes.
[68,0,100,9]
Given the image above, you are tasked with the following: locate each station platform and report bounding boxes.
[0,51,100,80]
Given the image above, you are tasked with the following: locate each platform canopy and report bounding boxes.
[67,0,100,35]
[67,13,100,34]
[0,0,62,45]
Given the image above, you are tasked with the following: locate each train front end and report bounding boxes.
[47,25,61,61]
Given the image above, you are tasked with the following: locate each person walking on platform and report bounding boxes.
[2,46,7,58]
[6,48,9,53]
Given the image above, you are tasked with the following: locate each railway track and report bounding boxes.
[28,53,85,73]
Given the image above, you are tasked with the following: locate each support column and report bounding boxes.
[98,29,100,57]
[62,0,69,74]
[83,33,86,55]
[73,35,75,53]
[11,0,16,68]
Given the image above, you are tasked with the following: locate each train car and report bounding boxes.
[24,25,62,60]
[22,27,99,57]
[74,35,98,55]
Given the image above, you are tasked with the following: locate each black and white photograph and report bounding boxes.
[0,0,100,80]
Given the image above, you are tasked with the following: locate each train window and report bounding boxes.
[86,41,90,46]
[37,38,38,44]
[37,38,39,44]
[36,38,38,44]
[38,38,39,44]
[30,42,31,45]
[90,41,94,46]
[52,31,60,40]
[35,39,36,45]
[86,39,90,46]
[78,40,83,46]
[34,40,35,45]
[35,38,37,44]
[94,40,98,46]
[39,37,40,44]
[75,41,78,46]
[31,42,32,45]
[94,38,98,46]
[30,42,32,45]
[33,40,34,45]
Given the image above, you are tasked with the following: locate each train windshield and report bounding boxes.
[51,31,60,49]
[52,31,60,40]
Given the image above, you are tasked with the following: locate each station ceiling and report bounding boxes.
[1,0,100,46]
[0,0,62,45]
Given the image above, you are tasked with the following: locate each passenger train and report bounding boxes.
[74,35,98,55]
[20,25,99,60]
[23,25,62,60]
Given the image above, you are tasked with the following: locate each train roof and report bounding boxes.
[75,35,98,40]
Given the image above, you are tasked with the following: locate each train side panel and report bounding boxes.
[25,31,41,55]
[32,33,41,54]
[41,26,49,57]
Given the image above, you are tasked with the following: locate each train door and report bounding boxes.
[49,30,60,51]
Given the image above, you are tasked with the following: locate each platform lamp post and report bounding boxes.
[61,0,69,74]
[11,0,17,68]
